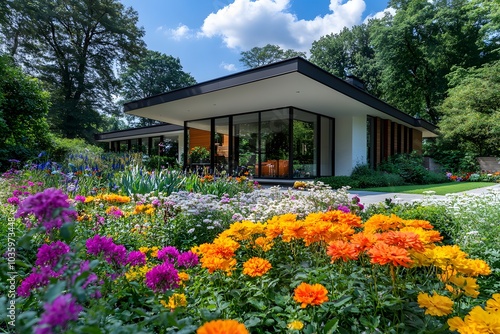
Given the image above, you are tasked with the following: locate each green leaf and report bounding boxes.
[324,318,339,334]
[60,221,76,242]
[244,317,261,328]
[333,296,352,308]
[45,281,67,303]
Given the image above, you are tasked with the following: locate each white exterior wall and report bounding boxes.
[177,134,184,164]
[334,116,367,176]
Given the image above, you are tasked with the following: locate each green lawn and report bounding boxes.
[356,182,497,196]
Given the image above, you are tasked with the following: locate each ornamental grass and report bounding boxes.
[2,181,500,333]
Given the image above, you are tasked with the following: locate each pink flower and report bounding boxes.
[145,263,179,293]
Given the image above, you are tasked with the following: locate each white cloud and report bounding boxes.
[198,0,367,52]
[363,7,396,23]
[157,24,194,40]
[220,62,238,72]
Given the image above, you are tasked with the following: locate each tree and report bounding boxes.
[438,61,500,157]
[1,0,146,141]
[120,50,197,127]
[0,55,52,167]
[310,23,383,96]
[239,44,306,68]
[370,0,494,123]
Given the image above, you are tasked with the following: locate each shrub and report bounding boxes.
[48,137,104,162]
[378,152,429,184]
[144,155,180,171]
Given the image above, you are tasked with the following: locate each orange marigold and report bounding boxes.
[293,282,329,308]
[363,214,403,234]
[378,231,425,252]
[197,319,249,334]
[350,232,378,252]
[242,257,272,277]
[326,240,359,262]
[367,242,413,267]
[486,294,500,313]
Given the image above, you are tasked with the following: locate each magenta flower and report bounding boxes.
[145,262,179,293]
[337,205,350,213]
[127,251,146,266]
[15,188,77,232]
[34,294,82,334]
[35,241,71,269]
[17,267,57,297]
[86,235,128,265]
[177,251,199,268]
[74,195,86,203]
[7,197,20,206]
[157,246,180,264]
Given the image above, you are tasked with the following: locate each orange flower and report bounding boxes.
[350,232,378,252]
[293,282,329,308]
[326,240,359,262]
[242,257,272,277]
[253,236,274,252]
[367,242,413,267]
[378,231,425,252]
[363,214,403,234]
[197,319,249,334]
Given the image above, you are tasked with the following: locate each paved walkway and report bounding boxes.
[349,183,500,205]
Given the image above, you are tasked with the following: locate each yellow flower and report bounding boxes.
[486,294,500,313]
[242,257,272,277]
[287,320,304,330]
[417,292,454,316]
[253,236,274,252]
[124,265,149,281]
[197,319,249,334]
[162,293,187,310]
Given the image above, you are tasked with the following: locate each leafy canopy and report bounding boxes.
[239,44,306,68]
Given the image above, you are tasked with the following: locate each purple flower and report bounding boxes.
[85,235,128,265]
[337,205,351,213]
[74,195,86,203]
[7,197,20,206]
[145,262,179,293]
[151,199,160,206]
[127,251,146,266]
[157,246,180,264]
[177,251,199,268]
[15,188,77,232]
[34,294,82,334]
[17,267,57,297]
[35,241,70,268]
[12,190,22,197]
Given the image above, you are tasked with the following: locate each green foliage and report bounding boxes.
[2,0,146,140]
[48,137,104,163]
[378,152,432,184]
[120,50,197,127]
[370,0,493,123]
[239,44,306,68]
[438,61,500,157]
[351,164,406,187]
[189,146,210,164]
[144,155,180,171]
[310,23,383,96]
[0,55,53,169]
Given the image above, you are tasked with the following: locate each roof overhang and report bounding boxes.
[124,57,438,138]
[95,123,183,142]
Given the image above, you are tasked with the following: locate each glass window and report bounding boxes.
[293,110,317,178]
[320,117,334,176]
[233,113,259,177]
[186,119,212,172]
[261,109,290,178]
[214,117,230,176]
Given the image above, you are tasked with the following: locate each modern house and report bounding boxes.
[95,57,438,179]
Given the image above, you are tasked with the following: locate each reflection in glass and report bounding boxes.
[293,110,317,178]
[233,113,259,176]
[261,109,290,178]
[214,117,229,176]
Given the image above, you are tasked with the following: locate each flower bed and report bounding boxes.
[1,180,499,333]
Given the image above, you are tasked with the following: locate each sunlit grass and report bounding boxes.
[358,182,497,195]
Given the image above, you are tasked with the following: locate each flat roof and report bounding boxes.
[123,57,438,137]
[95,123,183,142]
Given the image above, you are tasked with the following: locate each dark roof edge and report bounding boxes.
[94,123,183,141]
[124,58,301,113]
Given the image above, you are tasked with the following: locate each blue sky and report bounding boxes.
[119,0,391,83]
